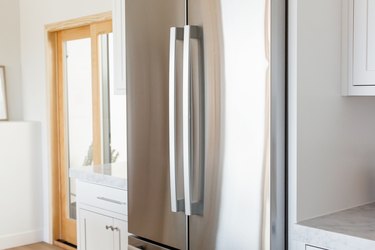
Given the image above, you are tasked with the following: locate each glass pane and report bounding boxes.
[109,33,127,164]
[100,33,127,165]
[65,38,92,219]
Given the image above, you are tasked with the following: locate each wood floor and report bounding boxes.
[7,242,64,250]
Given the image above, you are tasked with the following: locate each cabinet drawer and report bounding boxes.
[306,245,328,250]
[77,180,127,215]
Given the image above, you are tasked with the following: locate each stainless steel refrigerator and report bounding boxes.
[125,0,286,249]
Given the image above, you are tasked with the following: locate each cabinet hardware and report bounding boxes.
[105,225,114,231]
[97,196,127,205]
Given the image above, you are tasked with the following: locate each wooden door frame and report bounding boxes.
[45,12,112,249]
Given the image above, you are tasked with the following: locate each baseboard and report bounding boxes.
[0,229,43,249]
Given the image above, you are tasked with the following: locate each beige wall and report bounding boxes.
[18,0,112,242]
[290,0,375,223]
[0,1,42,248]
[0,0,23,120]
[0,122,42,249]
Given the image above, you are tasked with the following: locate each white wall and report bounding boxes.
[0,122,43,249]
[0,0,23,120]
[18,0,112,242]
[293,0,375,222]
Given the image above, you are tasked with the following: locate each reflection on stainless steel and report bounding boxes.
[126,0,186,249]
[187,1,224,248]
[126,0,286,249]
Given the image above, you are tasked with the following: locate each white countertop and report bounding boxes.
[292,203,375,250]
[69,162,127,190]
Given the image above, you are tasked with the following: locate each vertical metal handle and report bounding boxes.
[182,25,204,216]
[169,27,185,213]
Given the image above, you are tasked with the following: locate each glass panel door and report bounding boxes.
[57,25,92,245]
[65,37,93,219]
[99,32,127,165]
[56,21,117,246]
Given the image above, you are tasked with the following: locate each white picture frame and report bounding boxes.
[0,66,8,120]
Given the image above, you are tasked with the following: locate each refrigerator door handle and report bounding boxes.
[169,27,185,213]
[183,25,204,216]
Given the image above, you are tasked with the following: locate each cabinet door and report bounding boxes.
[113,218,128,250]
[79,209,114,250]
[353,0,375,86]
[342,0,375,95]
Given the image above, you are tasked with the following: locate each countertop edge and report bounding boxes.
[69,168,127,191]
[291,220,375,250]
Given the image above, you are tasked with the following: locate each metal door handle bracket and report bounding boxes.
[183,25,205,216]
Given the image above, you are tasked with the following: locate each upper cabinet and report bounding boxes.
[342,0,375,95]
[113,0,126,95]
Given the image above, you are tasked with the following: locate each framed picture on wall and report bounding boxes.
[0,66,8,120]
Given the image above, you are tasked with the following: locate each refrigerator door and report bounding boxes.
[186,0,285,249]
[126,0,187,249]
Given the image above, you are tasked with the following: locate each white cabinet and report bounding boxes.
[113,218,128,250]
[79,209,115,250]
[342,0,375,95]
[76,180,128,250]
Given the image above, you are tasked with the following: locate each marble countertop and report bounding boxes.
[300,203,375,241]
[69,162,127,190]
[292,203,375,250]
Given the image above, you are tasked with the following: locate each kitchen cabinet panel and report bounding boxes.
[113,219,128,250]
[76,181,127,216]
[76,180,128,250]
[79,209,114,250]
[342,0,375,95]
[353,0,375,85]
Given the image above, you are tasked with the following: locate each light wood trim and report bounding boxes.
[47,14,113,247]
[57,29,79,245]
[91,20,113,35]
[46,31,61,242]
[90,20,113,165]
[45,12,112,32]
[58,26,90,42]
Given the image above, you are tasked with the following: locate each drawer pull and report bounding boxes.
[97,196,127,205]
[106,225,121,232]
